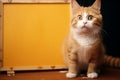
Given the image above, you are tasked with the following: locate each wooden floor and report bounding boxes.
[0,68,120,80]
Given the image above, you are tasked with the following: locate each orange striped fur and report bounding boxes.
[62,0,120,78]
[104,55,120,67]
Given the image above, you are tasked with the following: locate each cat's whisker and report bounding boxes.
[101,29,111,40]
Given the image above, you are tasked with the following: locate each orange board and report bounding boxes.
[3,3,70,69]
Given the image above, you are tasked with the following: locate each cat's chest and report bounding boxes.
[73,34,97,46]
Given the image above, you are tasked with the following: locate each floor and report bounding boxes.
[0,68,120,80]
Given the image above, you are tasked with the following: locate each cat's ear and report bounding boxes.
[91,0,101,12]
[71,0,80,12]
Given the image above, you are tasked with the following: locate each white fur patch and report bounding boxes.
[71,12,97,46]
[73,33,97,46]
[66,72,77,78]
[87,72,98,78]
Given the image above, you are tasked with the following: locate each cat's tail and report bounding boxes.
[103,55,120,68]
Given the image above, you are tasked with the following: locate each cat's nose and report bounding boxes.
[83,22,87,24]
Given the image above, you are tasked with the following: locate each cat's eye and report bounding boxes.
[88,15,93,20]
[77,15,82,20]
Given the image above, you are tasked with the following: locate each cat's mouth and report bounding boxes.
[81,24,88,29]
[81,25,86,29]
[81,25,88,30]
[79,25,92,33]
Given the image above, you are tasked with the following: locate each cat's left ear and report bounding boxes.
[91,0,101,12]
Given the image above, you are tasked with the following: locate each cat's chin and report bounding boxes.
[80,28,88,32]
[76,30,91,35]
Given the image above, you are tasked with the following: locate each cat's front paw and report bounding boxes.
[66,72,77,78]
[87,72,98,78]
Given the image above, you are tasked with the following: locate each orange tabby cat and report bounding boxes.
[62,0,120,78]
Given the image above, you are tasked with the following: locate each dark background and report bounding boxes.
[76,0,120,57]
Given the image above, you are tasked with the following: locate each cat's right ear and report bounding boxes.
[71,0,80,12]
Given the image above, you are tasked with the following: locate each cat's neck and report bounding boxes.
[71,31,101,46]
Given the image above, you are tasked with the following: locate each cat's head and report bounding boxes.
[71,0,102,35]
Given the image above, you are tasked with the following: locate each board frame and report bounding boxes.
[1,0,70,3]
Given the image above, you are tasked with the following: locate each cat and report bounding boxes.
[62,0,120,78]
